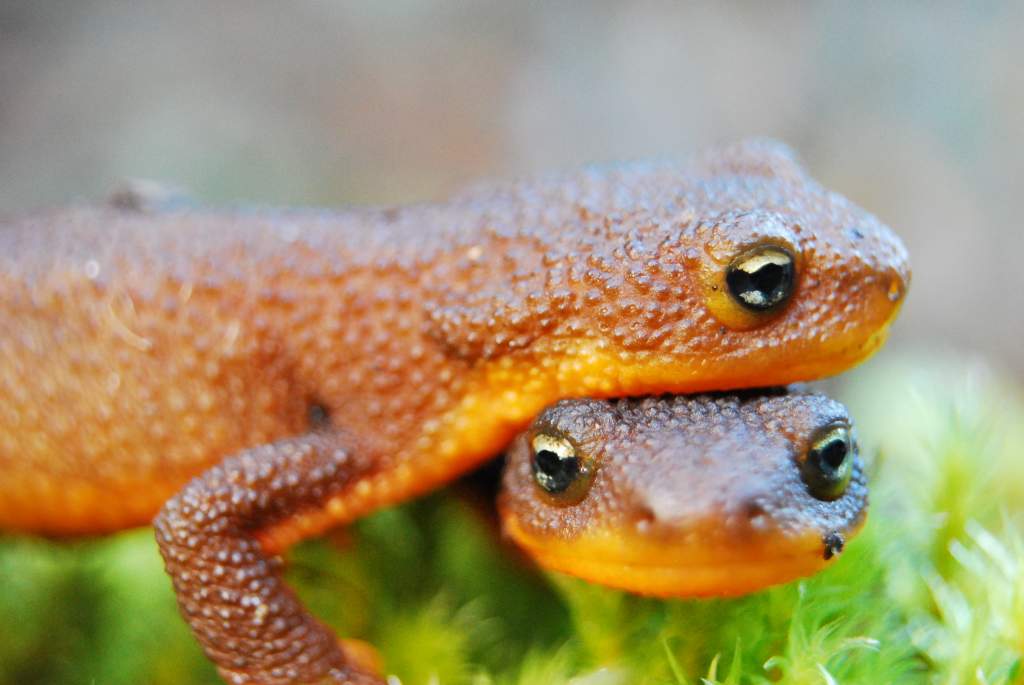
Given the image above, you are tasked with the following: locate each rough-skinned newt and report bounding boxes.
[0,140,908,684]
[501,390,866,598]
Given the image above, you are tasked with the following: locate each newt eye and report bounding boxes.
[801,423,855,501]
[726,245,795,312]
[531,433,595,503]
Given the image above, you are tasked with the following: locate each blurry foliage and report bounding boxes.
[1,354,1022,684]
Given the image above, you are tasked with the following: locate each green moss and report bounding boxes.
[1,354,1022,684]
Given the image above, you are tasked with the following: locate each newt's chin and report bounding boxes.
[503,516,867,597]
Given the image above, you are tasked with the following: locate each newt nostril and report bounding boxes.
[887,273,905,303]
[887,262,912,304]
[741,498,771,532]
[307,401,330,429]
[743,500,766,520]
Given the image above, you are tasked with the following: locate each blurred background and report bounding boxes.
[1,1,1021,378]
[3,4,1024,684]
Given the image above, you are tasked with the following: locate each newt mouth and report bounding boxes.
[539,318,896,400]
[503,516,866,597]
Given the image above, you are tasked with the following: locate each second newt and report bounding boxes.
[501,390,866,598]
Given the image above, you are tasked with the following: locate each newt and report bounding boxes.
[501,390,866,598]
[0,139,907,684]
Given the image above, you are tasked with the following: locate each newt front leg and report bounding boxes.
[155,431,382,685]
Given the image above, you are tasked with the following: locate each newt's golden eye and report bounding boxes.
[801,423,854,501]
[530,433,595,503]
[726,245,795,312]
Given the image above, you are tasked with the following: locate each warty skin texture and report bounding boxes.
[0,140,907,683]
[500,391,867,598]
[0,139,907,536]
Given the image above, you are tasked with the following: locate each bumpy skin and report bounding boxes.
[500,391,867,597]
[0,140,907,684]
[156,433,381,685]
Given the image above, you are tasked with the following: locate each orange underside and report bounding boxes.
[502,515,868,597]
[0,478,186,536]
[5,308,893,559]
[258,322,891,554]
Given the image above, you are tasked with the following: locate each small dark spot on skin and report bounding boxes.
[634,505,657,527]
[630,501,655,532]
[823,531,845,560]
[848,227,865,241]
[741,498,766,521]
[719,326,728,335]
[307,402,330,428]
[107,180,188,213]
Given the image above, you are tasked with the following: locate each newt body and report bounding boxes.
[0,140,907,683]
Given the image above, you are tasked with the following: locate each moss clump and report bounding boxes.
[1,354,1021,684]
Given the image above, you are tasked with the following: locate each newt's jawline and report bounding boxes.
[502,511,868,597]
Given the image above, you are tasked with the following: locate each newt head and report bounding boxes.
[498,390,868,597]
[426,139,909,408]
[668,138,911,391]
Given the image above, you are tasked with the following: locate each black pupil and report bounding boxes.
[726,256,794,311]
[534,448,580,494]
[802,427,853,501]
[815,437,848,473]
